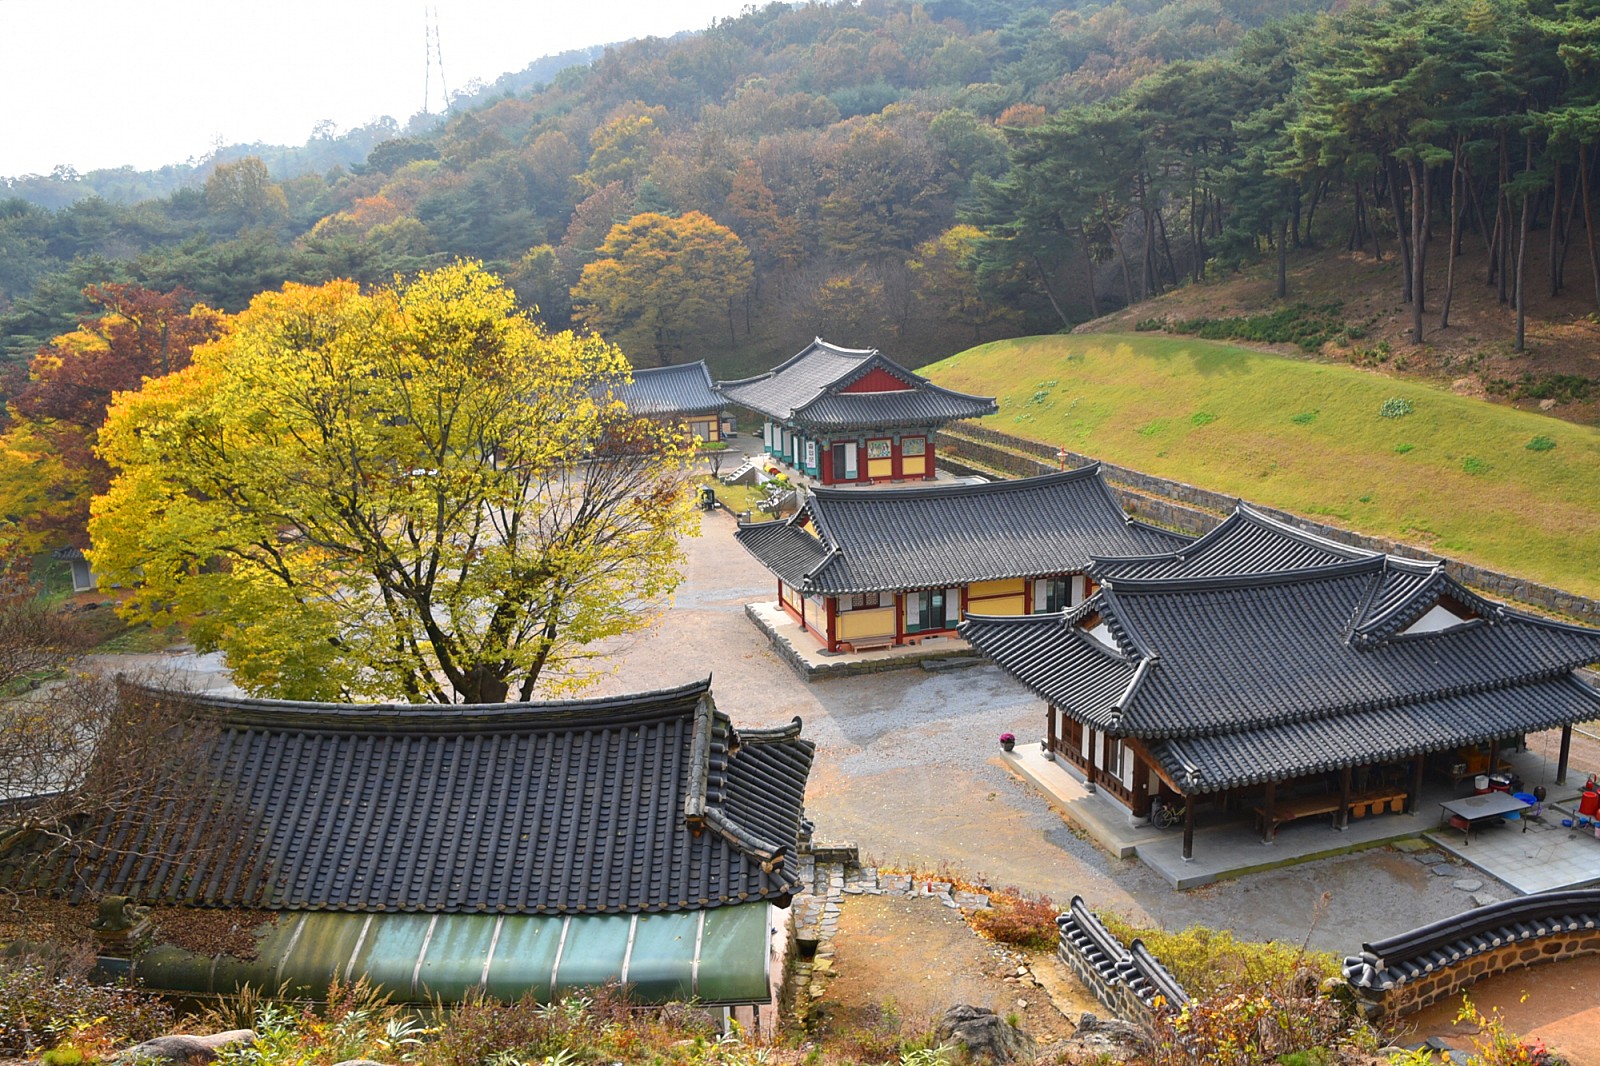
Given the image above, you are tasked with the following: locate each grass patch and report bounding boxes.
[1527,435,1557,452]
[1290,411,1318,425]
[924,333,1600,597]
[1190,410,1218,426]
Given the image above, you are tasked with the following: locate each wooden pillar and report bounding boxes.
[1262,780,1277,844]
[1558,723,1573,785]
[1407,754,1425,814]
[1487,738,1500,774]
[1046,705,1058,757]
[1182,795,1195,861]
[1336,766,1352,830]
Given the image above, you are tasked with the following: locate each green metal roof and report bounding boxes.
[126,903,774,1006]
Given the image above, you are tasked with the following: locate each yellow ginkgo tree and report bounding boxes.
[90,262,696,703]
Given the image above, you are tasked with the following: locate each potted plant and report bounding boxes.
[999,732,1015,752]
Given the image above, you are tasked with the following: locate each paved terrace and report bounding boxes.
[1007,743,1600,892]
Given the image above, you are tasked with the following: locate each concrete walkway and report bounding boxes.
[1005,741,1598,892]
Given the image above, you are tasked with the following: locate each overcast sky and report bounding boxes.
[0,0,755,179]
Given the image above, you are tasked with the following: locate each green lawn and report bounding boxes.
[924,334,1600,599]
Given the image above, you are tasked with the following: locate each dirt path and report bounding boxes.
[808,893,1096,1050]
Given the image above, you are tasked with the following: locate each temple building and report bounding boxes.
[4,680,813,1029]
[717,338,995,484]
[962,514,1600,861]
[607,360,732,443]
[735,468,1188,652]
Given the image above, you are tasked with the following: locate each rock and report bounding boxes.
[1432,864,1458,876]
[936,1005,1038,1065]
[1471,893,1498,908]
[1072,1013,1144,1052]
[1539,398,1558,411]
[120,1031,256,1065]
[1415,852,1447,866]
[1451,878,1484,892]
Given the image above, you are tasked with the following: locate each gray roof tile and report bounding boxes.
[717,338,995,429]
[962,558,1600,792]
[736,468,1190,595]
[1089,505,1381,580]
[12,680,813,915]
[606,361,726,417]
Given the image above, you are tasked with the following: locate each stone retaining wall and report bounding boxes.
[937,421,1600,623]
[1356,927,1600,1019]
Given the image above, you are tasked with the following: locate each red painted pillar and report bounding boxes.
[820,443,833,485]
[925,437,937,479]
[826,597,839,652]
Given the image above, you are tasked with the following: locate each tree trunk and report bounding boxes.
[1515,136,1533,352]
[1408,158,1427,343]
[1103,201,1136,307]
[1386,156,1414,304]
[1581,142,1600,312]
[1497,131,1511,304]
[1276,217,1289,300]
[1034,253,1075,328]
[1550,158,1564,297]
[1441,139,1462,330]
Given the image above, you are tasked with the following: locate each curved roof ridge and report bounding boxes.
[123,677,715,731]
[1233,504,1381,557]
[808,466,1102,503]
[1102,554,1386,595]
[1351,564,1455,640]
[715,337,876,390]
[1089,508,1246,569]
[737,716,805,744]
[1096,587,1159,660]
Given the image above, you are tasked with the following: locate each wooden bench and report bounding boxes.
[1254,795,1343,841]
[838,637,895,653]
[1347,789,1408,819]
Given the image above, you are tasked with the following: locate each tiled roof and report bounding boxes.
[962,558,1600,792]
[15,680,814,915]
[605,361,726,417]
[736,468,1190,594]
[717,338,995,429]
[1089,505,1382,580]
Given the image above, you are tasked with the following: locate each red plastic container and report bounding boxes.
[1580,790,1600,817]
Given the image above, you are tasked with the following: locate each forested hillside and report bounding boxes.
[6,0,1600,392]
[0,0,1332,373]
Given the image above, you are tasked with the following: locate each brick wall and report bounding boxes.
[937,421,1600,623]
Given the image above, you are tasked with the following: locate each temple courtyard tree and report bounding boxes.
[89,262,697,703]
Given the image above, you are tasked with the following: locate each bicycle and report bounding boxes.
[1149,797,1190,829]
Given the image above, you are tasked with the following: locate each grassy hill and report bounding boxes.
[923,333,1600,599]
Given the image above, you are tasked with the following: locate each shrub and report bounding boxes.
[1379,397,1413,419]
[1141,976,1375,1066]
[1135,317,1166,332]
[968,888,1058,951]
[1096,915,1339,997]
[1394,443,1415,454]
[1165,303,1346,352]
[1291,411,1318,425]
[1526,435,1556,452]
[1485,372,1596,404]
[1463,456,1490,475]
[0,949,173,1057]
[1190,411,1218,427]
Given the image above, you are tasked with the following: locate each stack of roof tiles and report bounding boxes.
[717,338,996,430]
[9,679,814,916]
[736,467,1189,596]
[962,507,1600,794]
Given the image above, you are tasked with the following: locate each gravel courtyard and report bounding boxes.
[587,506,1525,952]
